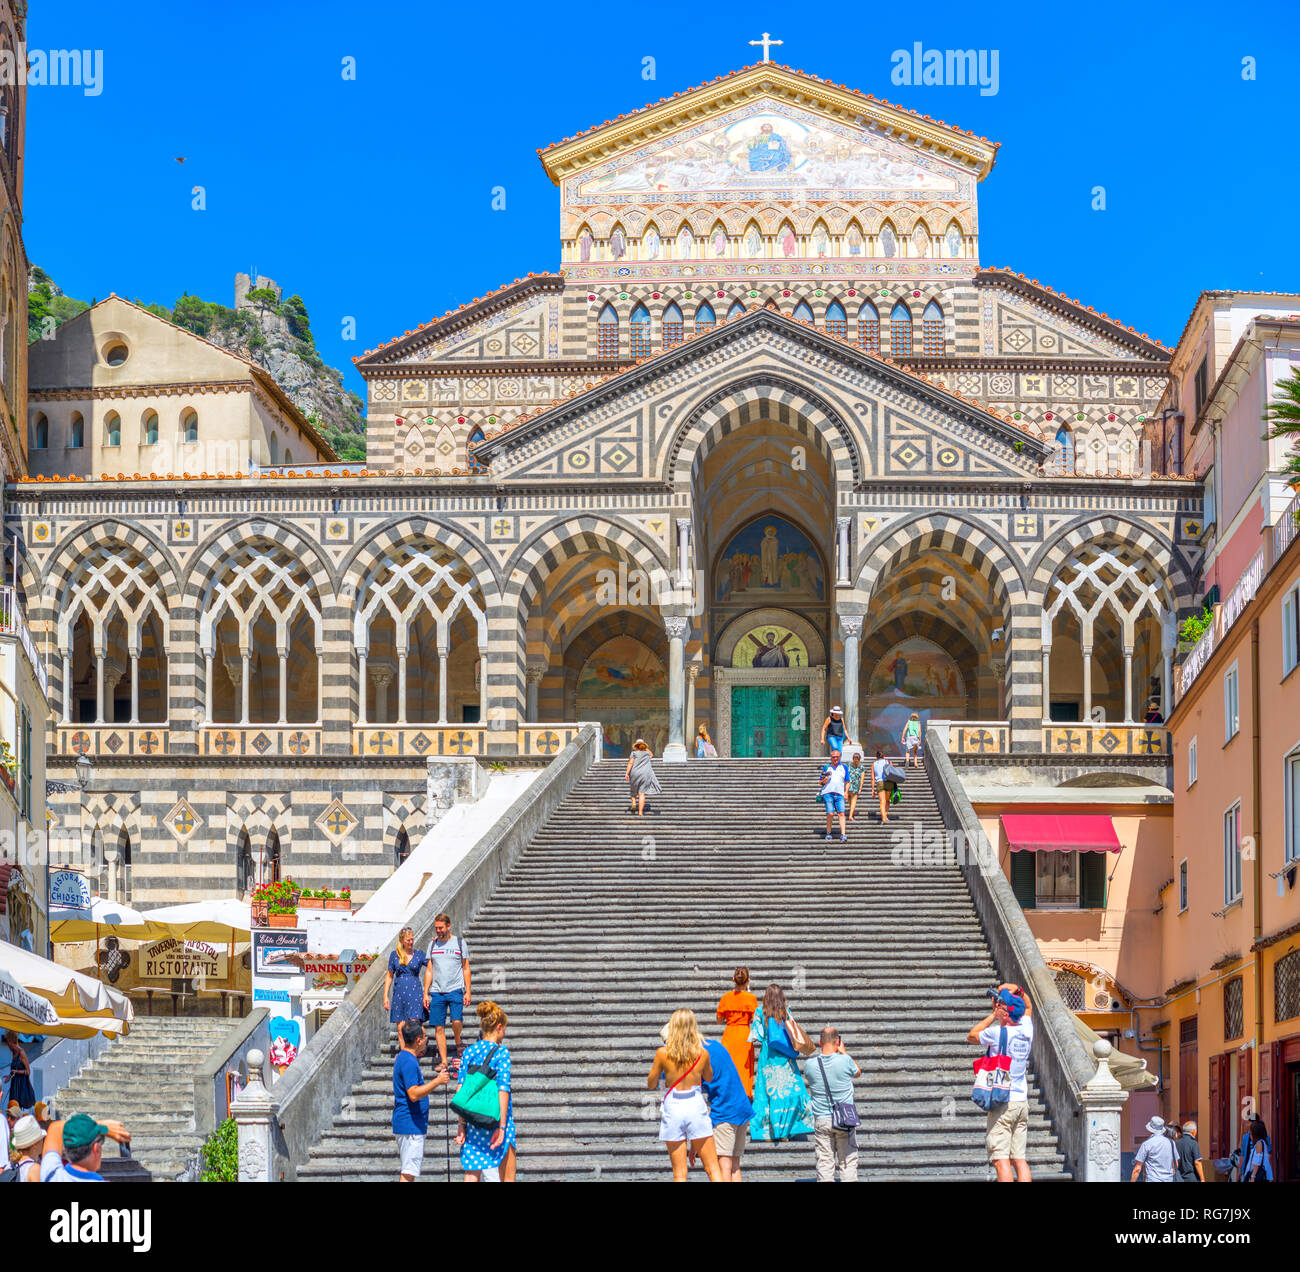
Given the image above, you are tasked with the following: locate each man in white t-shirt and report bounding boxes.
[819,749,850,843]
[967,984,1034,1182]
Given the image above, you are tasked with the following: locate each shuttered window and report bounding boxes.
[1010,851,1035,909]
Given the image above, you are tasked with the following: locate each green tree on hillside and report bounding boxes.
[282,294,313,345]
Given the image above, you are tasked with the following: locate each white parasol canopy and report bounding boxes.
[140,898,252,942]
[49,896,158,943]
[0,941,133,1038]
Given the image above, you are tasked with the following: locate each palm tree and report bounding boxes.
[1264,367,1300,483]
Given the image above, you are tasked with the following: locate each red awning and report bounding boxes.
[1001,814,1122,853]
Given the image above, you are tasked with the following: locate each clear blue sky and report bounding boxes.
[24,2,1296,401]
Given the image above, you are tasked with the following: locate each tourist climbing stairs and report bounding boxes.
[299,758,1070,1181]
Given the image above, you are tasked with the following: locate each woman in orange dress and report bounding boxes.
[716,967,758,1097]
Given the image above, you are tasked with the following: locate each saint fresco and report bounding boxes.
[576,636,668,758]
[732,625,809,669]
[577,107,960,199]
[864,637,966,752]
[715,516,825,604]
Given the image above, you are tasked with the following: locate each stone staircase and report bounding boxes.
[50,1015,241,1181]
[298,758,1071,1181]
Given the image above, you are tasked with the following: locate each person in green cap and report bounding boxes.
[39,1113,131,1182]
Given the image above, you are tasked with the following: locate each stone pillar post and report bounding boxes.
[94,650,105,724]
[1081,645,1093,723]
[230,1048,278,1182]
[397,650,408,724]
[239,652,251,724]
[128,649,140,725]
[437,644,450,724]
[1079,1039,1128,1182]
[663,616,689,763]
[838,614,863,744]
[62,652,72,723]
[203,650,214,725]
[1122,646,1134,724]
[835,517,851,586]
[685,663,700,747]
[1040,647,1052,723]
[675,518,692,589]
[277,650,289,725]
[525,664,545,723]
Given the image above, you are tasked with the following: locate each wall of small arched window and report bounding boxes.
[105,411,122,447]
[31,412,48,450]
[69,413,85,448]
[143,410,159,446]
[181,408,198,444]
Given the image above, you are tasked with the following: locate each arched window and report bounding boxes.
[468,427,487,472]
[609,224,628,261]
[395,827,412,867]
[32,413,48,450]
[235,828,254,897]
[142,410,158,446]
[889,302,913,357]
[726,300,747,321]
[921,301,944,355]
[181,408,198,444]
[742,221,764,258]
[283,450,293,465]
[118,829,133,904]
[694,302,716,333]
[1054,425,1075,475]
[792,300,814,324]
[661,303,683,349]
[70,413,85,449]
[629,303,651,358]
[824,301,847,340]
[105,411,121,447]
[597,304,619,358]
[945,221,965,258]
[1053,969,1086,1010]
[264,828,282,885]
[675,225,695,258]
[910,222,931,257]
[878,221,898,258]
[268,431,279,464]
[857,301,880,355]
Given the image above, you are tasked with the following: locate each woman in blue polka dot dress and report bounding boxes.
[454,999,516,1181]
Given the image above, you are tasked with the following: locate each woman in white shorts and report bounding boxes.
[646,1008,721,1181]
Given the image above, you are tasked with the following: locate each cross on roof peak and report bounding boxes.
[748,32,783,62]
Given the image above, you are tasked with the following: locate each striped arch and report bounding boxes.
[35,518,181,610]
[340,516,498,604]
[859,613,984,710]
[382,793,428,863]
[493,516,673,744]
[562,610,668,679]
[182,517,338,610]
[666,378,861,493]
[225,793,293,871]
[856,515,1026,617]
[1028,516,1193,613]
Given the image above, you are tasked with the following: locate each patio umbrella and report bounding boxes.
[49,896,160,944]
[0,942,133,1038]
[140,898,251,942]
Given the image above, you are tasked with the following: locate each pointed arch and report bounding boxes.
[467,426,487,472]
[889,301,914,357]
[694,302,716,333]
[1051,424,1076,476]
[910,220,932,257]
[575,222,596,263]
[857,300,880,355]
[810,219,831,257]
[726,300,747,322]
[921,300,944,355]
[777,220,798,259]
[945,220,965,258]
[742,220,764,258]
[878,220,898,258]
[824,300,847,340]
[708,220,729,258]
[845,218,865,258]
[629,302,651,357]
[661,302,683,348]
[596,302,619,358]
[675,224,695,258]
[641,221,662,260]
[430,423,457,467]
[608,222,628,261]
[792,300,814,324]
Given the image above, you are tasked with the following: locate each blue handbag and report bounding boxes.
[767,1016,800,1060]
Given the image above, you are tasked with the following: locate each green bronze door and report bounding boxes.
[730,685,810,757]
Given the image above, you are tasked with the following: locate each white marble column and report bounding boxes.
[240,653,251,724]
[94,651,105,724]
[128,649,140,725]
[357,651,368,724]
[838,614,864,744]
[685,663,700,747]
[1122,646,1134,723]
[1040,646,1052,724]
[397,650,408,724]
[836,517,851,586]
[675,518,692,589]
[278,650,289,725]
[1081,645,1093,722]
[437,644,449,724]
[663,616,689,763]
[203,650,215,725]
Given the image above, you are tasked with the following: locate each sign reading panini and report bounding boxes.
[304,952,376,992]
[141,937,224,980]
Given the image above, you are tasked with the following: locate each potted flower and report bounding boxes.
[267,901,298,928]
[0,741,16,795]
[250,882,270,927]
[325,887,352,912]
[261,877,300,927]
[299,888,325,910]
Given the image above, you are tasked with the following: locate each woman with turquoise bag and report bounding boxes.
[748,983,816,1143]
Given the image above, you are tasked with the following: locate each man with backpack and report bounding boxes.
[424,912,471,1071]
[967,985,1034,1182]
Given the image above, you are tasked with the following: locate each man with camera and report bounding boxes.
[967,983,1034,1182]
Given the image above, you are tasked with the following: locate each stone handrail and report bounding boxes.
[258,725,603,1180]
[925,724,1099,1177]
[193,1008,270,1143]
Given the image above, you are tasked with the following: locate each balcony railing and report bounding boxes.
[0,585,48,697]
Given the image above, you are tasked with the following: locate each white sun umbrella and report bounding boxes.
[0,941,133,1037]
[49,896,160,944]
[140,898,252,943]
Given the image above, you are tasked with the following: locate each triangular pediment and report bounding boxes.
[540,64,998,184]
[477,309,1048,485]
[571,98,968,204]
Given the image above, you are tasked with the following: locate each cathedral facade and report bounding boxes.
[13,64,1200,906]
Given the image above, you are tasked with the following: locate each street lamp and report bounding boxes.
[44,755,93,958]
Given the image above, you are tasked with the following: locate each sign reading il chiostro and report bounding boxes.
[141,937,225,979]
[49,870,92,909]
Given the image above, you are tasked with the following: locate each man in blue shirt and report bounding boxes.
[393,1019,450,1181]
[801,1026,861,1181]
[39,1113,132,1182]
[699,1037,754,1182]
